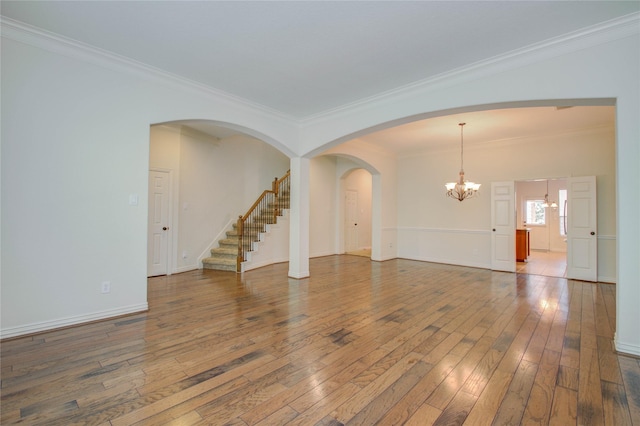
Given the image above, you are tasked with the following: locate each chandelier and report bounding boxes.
[542,180,558,208]
[445,122,481,201]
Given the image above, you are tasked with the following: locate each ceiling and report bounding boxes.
[1,1,631,151]
[355,105,616,154]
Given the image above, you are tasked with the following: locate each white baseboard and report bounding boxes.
[615,335,640,357]
[0,303,149,340]
[288,269,310,279]
[242,256,289,272]
[310,250,337,258]
[174,265,199,274]
[398,253,490,270]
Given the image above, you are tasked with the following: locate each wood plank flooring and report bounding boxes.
[2,256,639,425]
[516,250,567,279]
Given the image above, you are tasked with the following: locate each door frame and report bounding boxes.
[505,176,597,281]
[147,168,174,276]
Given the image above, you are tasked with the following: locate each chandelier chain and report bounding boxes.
[460,123,465,173]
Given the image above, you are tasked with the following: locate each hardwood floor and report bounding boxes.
[516,251,567,279]
[2,256,639,425]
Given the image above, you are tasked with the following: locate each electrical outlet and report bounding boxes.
[101,281,111,294]
[182,250,188,259]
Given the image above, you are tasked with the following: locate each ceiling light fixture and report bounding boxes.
[542,180,558,208]
[445,123,480,201]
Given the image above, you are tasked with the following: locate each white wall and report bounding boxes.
[303,29,638,354]
[150,125,289,273]
[321,141,398,261]
[309,156,338,258]
[396,127,616,278]
[2,17,638,356]
[1,29,298,338]
[308,157,373,258]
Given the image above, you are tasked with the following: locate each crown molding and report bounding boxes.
[0,16,298,126]
[2,12,638,129]
[301,12,640,126]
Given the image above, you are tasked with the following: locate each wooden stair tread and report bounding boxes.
[202,256,235,265]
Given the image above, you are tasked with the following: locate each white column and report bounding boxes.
[370,173,383,261]
[288,157,310,279]
[615,95,640,357]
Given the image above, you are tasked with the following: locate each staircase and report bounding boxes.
[202,172,290,272]
[200,224,249,272]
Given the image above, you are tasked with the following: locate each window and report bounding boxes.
[525,199,546,225]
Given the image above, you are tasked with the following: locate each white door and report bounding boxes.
[345,190,358,252]
[566,176,597,281]
[491,181,516,272]
[147,170,170,277]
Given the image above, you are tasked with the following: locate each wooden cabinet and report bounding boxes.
[516,229,530,262]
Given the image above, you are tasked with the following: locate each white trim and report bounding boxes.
[0,17,296,124]
[397,227,490,235]
[288,269,310,279]
[197,217,236,268]
[174,265,200,274]
[597,234,616,240]
[0,303,149,340]
[311,250,339,258]
[2,13,637,125]
[242,257,289,273]
[301,12,640,124]
[615,333,640,357]
[597,275,616,284]
[399,255,490,270]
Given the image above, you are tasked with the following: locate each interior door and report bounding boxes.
[147,170,170,277]
[566,176,597,281]
[491,181,516,272]
[345,190,358,252]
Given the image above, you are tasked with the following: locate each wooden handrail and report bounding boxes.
[241,190,275,222]
[236,170,290,272]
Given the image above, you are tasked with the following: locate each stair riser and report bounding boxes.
[202,263,237,272]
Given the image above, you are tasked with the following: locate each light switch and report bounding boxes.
[129,194,139,206]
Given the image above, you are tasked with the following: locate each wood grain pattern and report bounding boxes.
[1,256,638,425]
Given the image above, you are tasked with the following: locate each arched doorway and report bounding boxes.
[147,120,291,276]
